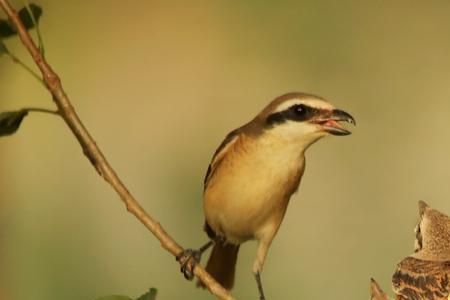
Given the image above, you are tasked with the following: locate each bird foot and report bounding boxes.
[176,248,202,280]
[255,272,266,300]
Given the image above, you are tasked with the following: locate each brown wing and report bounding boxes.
[203,128,241,190]
[392,257,450,300]
[202,128,241,240]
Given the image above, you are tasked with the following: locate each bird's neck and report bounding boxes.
[240,132,308,172]
[254,129,322,158]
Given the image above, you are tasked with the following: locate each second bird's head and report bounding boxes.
[251,92,355,149]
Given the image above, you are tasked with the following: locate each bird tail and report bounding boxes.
[197,242,240,290]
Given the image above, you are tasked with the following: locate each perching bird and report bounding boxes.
[392,201,450,300]
[177,92,355,299]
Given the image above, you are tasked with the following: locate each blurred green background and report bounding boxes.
[2,1,450,299]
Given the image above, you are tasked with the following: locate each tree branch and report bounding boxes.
[0,1,235,299]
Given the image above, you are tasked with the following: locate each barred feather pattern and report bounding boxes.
[392,257,450,300]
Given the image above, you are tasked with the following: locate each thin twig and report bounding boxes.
[25,107,59,115]
[5,51,44,86]
[0,1,235,300]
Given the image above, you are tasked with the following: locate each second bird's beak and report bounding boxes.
[312,109,356,136]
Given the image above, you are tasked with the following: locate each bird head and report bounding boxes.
[254,92,355,149]
[413,201,450,260]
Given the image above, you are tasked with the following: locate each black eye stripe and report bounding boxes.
[266,111,286,126]
[266,104,321,127]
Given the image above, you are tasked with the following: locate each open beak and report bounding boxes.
[312,109,356,136]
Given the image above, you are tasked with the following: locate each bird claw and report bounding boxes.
[176,248,201,280]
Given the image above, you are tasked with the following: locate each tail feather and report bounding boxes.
[197,242,240,290]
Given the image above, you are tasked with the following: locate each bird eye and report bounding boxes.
[292,104,306,115]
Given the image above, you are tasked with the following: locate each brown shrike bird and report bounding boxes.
[177,92,355,299]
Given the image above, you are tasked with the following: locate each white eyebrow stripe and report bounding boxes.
[273,98,334,113]
[273,99,304,113]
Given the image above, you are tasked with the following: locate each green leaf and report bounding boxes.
[94,288,157,300]
[18,3,42,29]
[136,288,157,300]
[94,296,133,300]
[0,20,15,37]
[0,110,29,136]
[0,3,42,38]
